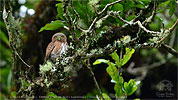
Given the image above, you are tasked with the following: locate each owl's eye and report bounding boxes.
[61,36,64,39]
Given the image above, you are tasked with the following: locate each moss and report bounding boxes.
[39,61,53,75]
[96,19,103,28]
[44,78,53,88]
[88,0,100,12]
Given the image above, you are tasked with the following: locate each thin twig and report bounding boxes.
[157,19,178,46]
[11,45,31,68]
[142,1,157,25]
[78,0,122,34]
[63,0,77,42]
[169,19,178,33]
[169,31,176,47]
[110,11,160,36]
[135,21,160,35]
[86,60,105,100]
[98,0,122,15]
[70,0,79,25]
[161,44,178,58]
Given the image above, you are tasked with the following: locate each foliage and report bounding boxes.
[1,0,177,99]
[39,20,65,32]
[38,0,176,99]
[93,48,140,99]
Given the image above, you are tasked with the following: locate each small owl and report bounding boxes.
[45,33,68,62]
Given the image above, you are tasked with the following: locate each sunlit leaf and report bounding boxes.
[110,50,120,67]
[106,61,119,82]
[114,82,124,98]
[93,59,108,65]
[39,20,64,32]
[120,48,135,66]
[124,79,139,96]
[102,93,112,100]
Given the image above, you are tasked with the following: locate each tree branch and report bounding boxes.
[169,19,178,33]
[161,44,178,58]
[98,0,122,15]
[85,60,105,100]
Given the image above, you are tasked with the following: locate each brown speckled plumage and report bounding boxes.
[45,33,68,62]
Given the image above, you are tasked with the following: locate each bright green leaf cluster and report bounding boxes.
[120,48,135,66]
[106,61,120,82]
[93,48,139,99]
[109,48,135,67]
[124,79,140,96]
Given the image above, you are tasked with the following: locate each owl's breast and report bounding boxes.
[51,42,68,58]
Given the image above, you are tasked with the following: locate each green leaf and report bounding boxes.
[110,51,120,67]
[45,92,67,100]
[169,0,176,16]
[149,15,162,31]
[93,59,108,65]
[114,82,124,98]
[0,44,12,58]
[102,93,112,100]
[120,48,135,66]
[106,61,119,82]
[56,3,64,20]
[0,30,9,46]
[121,0,135,12]
[112,3,123,16]
[124,79,139,96]
[39,20,64,32]
[73,1,90,26]
[157,9,164,13]
[11,91,16,98]
[126,15,136,21]
[22,80,30,88]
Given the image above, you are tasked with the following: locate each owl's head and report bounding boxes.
[52,33,67,42]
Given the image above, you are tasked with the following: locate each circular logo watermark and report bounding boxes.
[156,80,174,98]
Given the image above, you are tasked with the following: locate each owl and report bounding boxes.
[45,33,69,62]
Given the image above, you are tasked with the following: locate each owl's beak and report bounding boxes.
[57,36,61,40]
